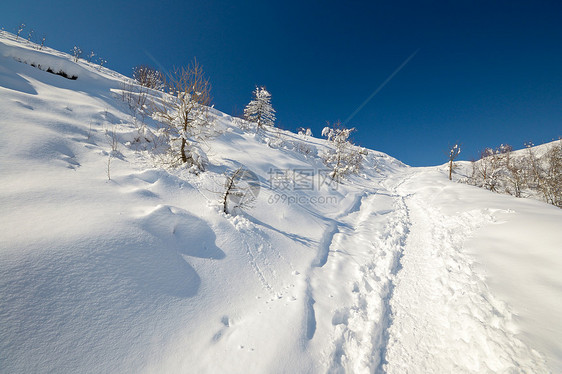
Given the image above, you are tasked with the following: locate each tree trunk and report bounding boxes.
[180,137,188,163]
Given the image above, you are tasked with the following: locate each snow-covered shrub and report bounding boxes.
[244,86,276,131]
[71,46,81,62]
[132,65,164,90]
[293,128,316,155]
[265,127,284,148]
[294,141,316,156]
[14,58,78,80]
[97,57,107,71]
[298,127,313,138]
[86,50,95,63]
[321,122,367,182]
[263,127,317,157]
[233,116,253,131]
[469,147,505,192]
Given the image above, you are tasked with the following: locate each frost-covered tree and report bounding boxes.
[321,121,367,182]
[152,59,215,171]
[244,86,276,131]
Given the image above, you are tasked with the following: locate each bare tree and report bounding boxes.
[540,141,562,207]
[503,146,526,197]
[221,167,259,214]
[470,147,504,191]
[120,80,149,122]
[106,155,112,181]
[39,35,46,50]
[523,142,542,190]
[447,143,461,180]
[15,23,25,41]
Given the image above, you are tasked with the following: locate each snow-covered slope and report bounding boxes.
[1,32,561,373]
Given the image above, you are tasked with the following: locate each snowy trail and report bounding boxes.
[307,169,551,373]
[307,179,410,373]
[383,169,549,373]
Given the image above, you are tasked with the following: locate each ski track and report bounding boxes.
[308,170,549,373]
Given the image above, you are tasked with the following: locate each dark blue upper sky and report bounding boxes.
[2,0,560,165]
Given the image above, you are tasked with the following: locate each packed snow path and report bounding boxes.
[306,169,549,373]
[386,170,549,373]
[307,188,409,372]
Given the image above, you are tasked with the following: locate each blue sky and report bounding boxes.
[1,0,560,166]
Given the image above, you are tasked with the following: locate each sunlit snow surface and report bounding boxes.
[1,33,561,373]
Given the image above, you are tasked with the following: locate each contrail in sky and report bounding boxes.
[344,49,420,125]
[143,49,172,81]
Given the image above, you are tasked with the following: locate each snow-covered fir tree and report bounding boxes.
[244,86,276,130]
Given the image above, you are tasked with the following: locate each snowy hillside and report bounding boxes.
[1,32,561,373]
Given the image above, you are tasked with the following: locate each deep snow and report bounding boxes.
[1,32,561,373]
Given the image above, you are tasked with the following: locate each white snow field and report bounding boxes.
[1,32,561,373]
